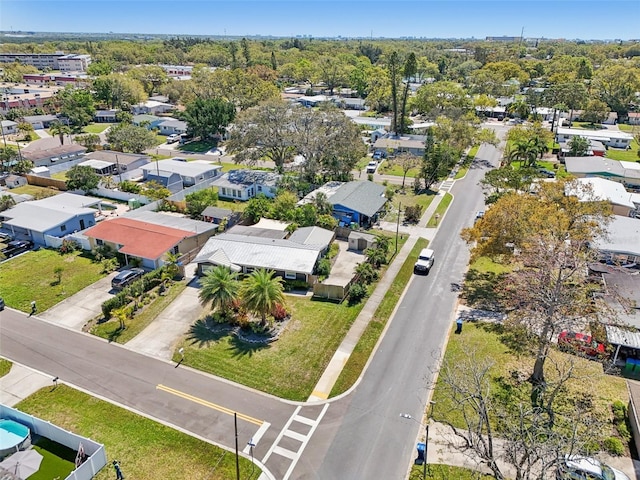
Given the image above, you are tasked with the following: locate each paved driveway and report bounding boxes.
[39,272,118,330]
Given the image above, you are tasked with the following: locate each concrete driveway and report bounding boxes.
[39,271,118,330]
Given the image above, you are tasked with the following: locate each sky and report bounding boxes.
[1,0,639,40]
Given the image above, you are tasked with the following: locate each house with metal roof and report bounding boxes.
[83,150,150,175]
[564,157,640,188]
[141,159,222,187]
[0,193,100,245]
[566,177,637,216]
[0,120,17,135]
[556,127,634,149]
[193,228,333,283]
[592,215,640,265]
[94,110,118,123]
[331,181,388,227]
[212,169,281,201]
[131,100,175,115]
[22,114,58,130]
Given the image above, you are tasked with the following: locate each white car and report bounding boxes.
[414,248,435,274]
[166,134,181,144]
[366,161,378,174]
[556,455,630,480]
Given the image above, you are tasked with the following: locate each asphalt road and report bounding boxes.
[0,124,508,480]
[308,126,508,480]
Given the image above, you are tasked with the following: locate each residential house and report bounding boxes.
[83,151,150,175]
[373,134,427,157]
[1,120,18,136]
[0,193,100,245]
[370,128,388,143]
[141,159,222,187]
[628,113,640,126]
[566,177,637,217]
[94,110,118,123]
[558,139,606,159]
[564,157,640,188]
[592,215,640,265]
[201,206,241,229]
[302,180,387,227]
[212,169,281,201]
[288,226,335,255]
[227,224,288,239]
[77,159,117,176]
[145,170,183,193]
[3,175,27,189]
[21,143,87,167]
[475,105,507,119]
[194,227,335,283]
[297,95,330,108]
[157,119,187,136]
[132,114,164,130]
[333,97,367,110]
[131,100,175,115]
[84,212,217,269]
[556,127,633,150]
[22,114,58,130]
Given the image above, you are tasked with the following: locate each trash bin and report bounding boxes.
[416,442,426,464]
[624,359,635,375]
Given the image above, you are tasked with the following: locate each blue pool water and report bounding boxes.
[0,419,29,451]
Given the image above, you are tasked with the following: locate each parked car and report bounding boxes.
[414,248,435,275]
[537,168,556,178]
[556,455,630,480]
[557,331,606,357]
[1,240,33,258]
[372,150,387,160]
[111,268,145,291]
[366,161,378,174]
[166,134,181,144]
[0,232,12,242]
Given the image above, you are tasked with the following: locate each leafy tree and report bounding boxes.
[66,165,100,193]
[57,87,96,127]
[49,121,71,145]
[317,55,349,96]
[270,51,277,71]
[198,266,240,316]
[75,133,101,151]
[412,81,472,119]
[86,60,113,76]
[17,122,35,141]
[93,73,146,109]
[507,98,530,119]
[364,66,392,112]
[143,180,171,202]
[185,188,218,219]
[1,62,38,82]
[241,37,252,67]
[581,98,609,125]
[568,136,590,157]
[241,269,285,326]
[106,123,157,153]
[393,153,420,189]
[461,179,611,386]
[592,63,640,117]
[126,65,168,96]
[0,194,16,212]
[243,193,272,223]
[4,108,32,122]
[480,166,536,203]
[0,146,19,171]
[226,100,295,172]
[387,51,401,134]
[181,97,235,141]
[271,191,298,221]
[11,159,34,174]
[312,191,332,215]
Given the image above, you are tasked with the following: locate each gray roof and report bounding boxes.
[36,192,102,209]
[1,120,17,127]
[123,210,217,234]
[95,110,118,116]
[133,114,162,123]
[2,196,96,232]
[329,181,387,217]
[592,215,640,257]
[564,157,640,180]
[566,178,636,209]
[194,233,322,274]
[201,206,234,218]
[227,225,287,239]
[79,159,114,170]
[22,114,58,123]
[159,118,187,128]
[349,231,376,242]
[141,159,221,176]
[21,144,86,161]
[289,226,334,247]
[84,150,149,166]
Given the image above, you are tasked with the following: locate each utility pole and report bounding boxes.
[234,412,240,480]
[395,202,401,253]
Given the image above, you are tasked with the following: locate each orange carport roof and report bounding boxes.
[84,217,192,260]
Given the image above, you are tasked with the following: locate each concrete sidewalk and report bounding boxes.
[0,363,52,407]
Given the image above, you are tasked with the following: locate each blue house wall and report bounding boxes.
[332,204,362,227]
[44,212,96,237]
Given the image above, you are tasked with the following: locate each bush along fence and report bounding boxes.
[101,268,167,319]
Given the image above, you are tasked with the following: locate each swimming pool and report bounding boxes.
[0,419,30,458]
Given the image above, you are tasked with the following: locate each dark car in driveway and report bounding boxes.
[1,240,33,258]
[111,268,145,291]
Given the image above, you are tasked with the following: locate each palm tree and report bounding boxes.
[312,192,333,215]
[241,269,285,326]
[49,121,71,145]
[112,305,133,331]
[198,266,240,316]
[508,139,538,167]
[0,195,16,212]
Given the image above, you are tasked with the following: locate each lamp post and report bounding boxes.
[247,438,256,479]
[400,401,435,479]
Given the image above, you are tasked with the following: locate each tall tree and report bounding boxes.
[241,38,252,67]
[106,123,157,153]
[57,87,96,127]
[270,51,278,71]
[581,98,609,125]
[93,74,146,109]
[241,269,285,326]
[592,63,640,118]
[399,53,417,135]
[126,65,168,97]
[66,165,100,193]
[387,51,401,135]
[181,97,236,140]
[198,266,240,316]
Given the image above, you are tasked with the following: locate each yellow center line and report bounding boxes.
[156,384,263,426]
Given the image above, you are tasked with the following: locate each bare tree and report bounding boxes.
[393,153,420,189]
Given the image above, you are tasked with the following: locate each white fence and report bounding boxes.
[0,404,108,480]
[43,233,91,251]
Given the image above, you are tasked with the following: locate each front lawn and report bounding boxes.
[378,162,420,178]
[10,185,60,199]
[331,238,429,396]
[17,385,257,480]
[384,190,436,223]
[606,138,640,162]
[178,139,218,153]
[175,296,364,401]
[0,249,106,312]
[90,281,188,343]
[426,193,452,227]
[83,123,113,134]
[410,464,494,480]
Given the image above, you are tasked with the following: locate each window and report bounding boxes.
[172,246,179,254]
[285,271,297,280]
[257,185,263,192]
[60,224,67,232]
[96,239,104,246]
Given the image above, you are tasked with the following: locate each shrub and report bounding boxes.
[327,243,340,260]
[316,258,331,277]
[271,303,288,321]
[404,205,423,224]
[347,282,367,305]
[92,244,116,262]
[100,258,119,273]
[603,437,625,456]
[283,279,308,292]
[101,267,166,318]
[59,238,81,254]
[355,262,378,285]
[616,421,631,442]
[612,400,627,422]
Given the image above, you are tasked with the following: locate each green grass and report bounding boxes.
[356,156,370,170]
[149,154,172,161]
[51,171,67,181]
[0,249,105,312]
[178,140,218,153]
[606,138,640,162]
[331,238,429,396]
[10,185,60,199]
[83,123,113,134]
[30,437,76,480]
[570,122,606,130]
[617,124,636,133]
[410,464,494,480]
[16,385,257,480]
[0,359,12,377]
[176,296,364,401]
[536,160,571,179]
[470,256,512,275]
[427,193,453,227]
[378,162,420,178]
[216,197,248,212]
[454,146,480,179]
[384,190,435,223]
[90,281,188,343]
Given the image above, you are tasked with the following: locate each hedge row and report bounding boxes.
[101,268,165,319]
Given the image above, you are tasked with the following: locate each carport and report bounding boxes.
[606,324,640,365]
